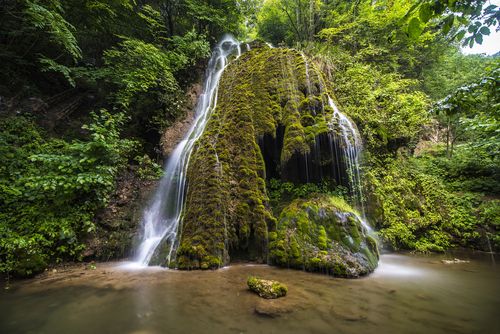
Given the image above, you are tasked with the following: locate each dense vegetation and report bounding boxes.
[0,0,248,276]
[0,0,498,276]
[255,0,499,253]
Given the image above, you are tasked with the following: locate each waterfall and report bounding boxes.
[131,36,241,267]
[299,54,372,234]
[327,97,364,212]
[327,97,374,234]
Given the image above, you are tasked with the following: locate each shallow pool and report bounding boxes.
[1,252,498,334]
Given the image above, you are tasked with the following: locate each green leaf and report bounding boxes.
[479,26,491,36]
[475,33,483,45]
[408,17,423,39]
[419,3,433,23]
[453,30,466,41]
[442,15,454,35]
[484,5,497,14]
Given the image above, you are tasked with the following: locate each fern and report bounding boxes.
[24,0,82,61]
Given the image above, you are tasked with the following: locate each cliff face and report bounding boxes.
[173,45,378,275]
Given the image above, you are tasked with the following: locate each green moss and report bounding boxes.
[247,276,288,299]
[174,46,368,271]
[318,226,328,250]
[269,194,379,277]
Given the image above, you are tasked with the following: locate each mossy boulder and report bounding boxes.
[247,276,288,299]
[269,195,379,277]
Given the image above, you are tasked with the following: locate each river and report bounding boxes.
[1,252,498,334]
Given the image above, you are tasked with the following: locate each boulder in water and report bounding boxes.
[269,195,379,277]
[247,276,287,299]
[254,300,294,317]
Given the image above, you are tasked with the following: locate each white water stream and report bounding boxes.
[131,36,241,267]
[300,54,371,234]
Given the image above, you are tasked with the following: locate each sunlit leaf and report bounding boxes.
[408,17,423,39]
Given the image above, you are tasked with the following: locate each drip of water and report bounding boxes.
[236,43,242,58]
[131,35,241,267]
[301,52,313,96]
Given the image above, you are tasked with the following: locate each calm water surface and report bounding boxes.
[1,252,498,334]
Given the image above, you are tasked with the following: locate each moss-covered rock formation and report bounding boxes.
[173,44,378,276]
[269,195,378,277]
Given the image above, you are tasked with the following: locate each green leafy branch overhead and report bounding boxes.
[404,0,499,47]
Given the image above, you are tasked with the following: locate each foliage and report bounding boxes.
[308,44,430,152]
[421,49,497,100]
[24,0,82,61]
[0,0,82,93]
[258,0,321,45]
[258,0,449,78]
[365,152,499,252]
[318,0,446,76]
[253,2,498,255]
[257,0,292,45]
[416,144,499,195]
[101,37,180,108]
[402,0,499,47]
[0,0,251,276]
[0,110,135,276]
[477,200,500,251]
[432,67,499,157]
[134,155,164,180]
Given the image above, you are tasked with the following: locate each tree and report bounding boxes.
[432,67,500,157]
[257,0,322,45]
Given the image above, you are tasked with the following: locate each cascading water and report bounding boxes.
[327,99,373,234]
[300,55,372,234]
[327,97,364,213]
[131,36,241,267]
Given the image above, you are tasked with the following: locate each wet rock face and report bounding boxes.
[86,169,157,261]
[247,276,288,299]
[269,195,379,277]
[160,82,202,157]
[160,111,194,156]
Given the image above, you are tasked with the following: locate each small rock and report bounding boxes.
[247,276,287,299]
[330,306,367,321]
[254,300,293,318]
[441,258,470,264]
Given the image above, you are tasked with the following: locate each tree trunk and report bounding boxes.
[446,120,450,158]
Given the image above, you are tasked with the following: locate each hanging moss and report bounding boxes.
[175,45,369,270]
